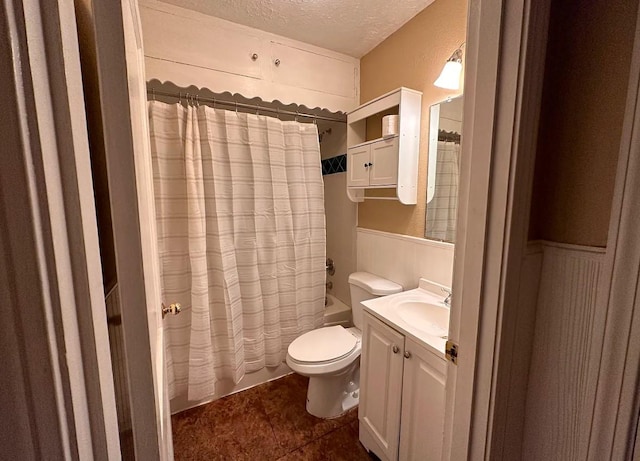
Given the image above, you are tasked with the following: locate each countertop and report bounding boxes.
[361,278,450,359]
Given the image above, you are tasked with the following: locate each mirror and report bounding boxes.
[425,95,464,243]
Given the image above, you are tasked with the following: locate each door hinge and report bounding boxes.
[445,340,458,365]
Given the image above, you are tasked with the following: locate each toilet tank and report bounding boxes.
[348,272,403,329]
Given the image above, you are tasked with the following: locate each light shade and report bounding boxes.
[434,60,463,90]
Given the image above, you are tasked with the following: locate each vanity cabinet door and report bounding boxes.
[398,337,447,461]
[369,136,399,186]
[347,144,371,187]
[360,312,405,461]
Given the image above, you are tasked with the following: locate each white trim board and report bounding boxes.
[140,0,357,64]
[356,227,455,250]
[529,239,607,255]
[139,0,360,113]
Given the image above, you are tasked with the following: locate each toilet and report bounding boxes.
[286,272,402,418]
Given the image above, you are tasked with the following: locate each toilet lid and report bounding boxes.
[288,326,358,363]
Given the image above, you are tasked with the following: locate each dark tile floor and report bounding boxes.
[172,373,372,460]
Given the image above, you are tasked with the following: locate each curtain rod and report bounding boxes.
[146,88,346,124]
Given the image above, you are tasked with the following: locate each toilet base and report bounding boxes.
[305,362,360,419]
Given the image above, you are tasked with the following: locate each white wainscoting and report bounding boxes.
[139,0,359,113]
[522,241,606,460]
[356,228,455,289]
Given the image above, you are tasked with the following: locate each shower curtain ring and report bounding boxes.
[295,110,299,122]
[151,88,155,101]
[196,95,200,107]
[179,92,182,104]
[186,93,191,106]
[256,104,260,116]
[213,97,216,109]
[276,107,280,120]
[235,101,238,113]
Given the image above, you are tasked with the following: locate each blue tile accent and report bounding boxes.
[321,154,347,176]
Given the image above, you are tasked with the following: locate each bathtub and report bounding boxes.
[324,294,352,327]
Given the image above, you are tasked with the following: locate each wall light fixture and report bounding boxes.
[434,44,465,90]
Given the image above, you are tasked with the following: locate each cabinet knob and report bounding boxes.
[404,350,412,359]
[364,163,368,168]
[392,345,399,354]
[368,162,373,167]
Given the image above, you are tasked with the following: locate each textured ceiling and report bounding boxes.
[157,0,436,57]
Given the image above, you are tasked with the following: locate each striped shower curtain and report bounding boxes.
[425,141,460,243]
[148,101,326,401]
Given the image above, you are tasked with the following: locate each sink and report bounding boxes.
[396,301,449,338]
[361,281,452,355]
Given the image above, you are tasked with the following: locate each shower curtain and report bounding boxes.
[426,141,460,242]
[148,101,326,401]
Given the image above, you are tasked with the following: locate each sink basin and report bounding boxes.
[396,301,449,338]
[361,280,453,355]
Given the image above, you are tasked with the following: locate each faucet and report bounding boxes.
[326,258,335,276]
[442,288,452,308]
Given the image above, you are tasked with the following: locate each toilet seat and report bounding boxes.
[286,326,362,376]
[288,326,357,363]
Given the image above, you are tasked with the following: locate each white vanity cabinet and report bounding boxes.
[359,312,405,460]
[398,337,447,461]
[359,311,447,461]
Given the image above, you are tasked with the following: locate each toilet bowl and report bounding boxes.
[286,272,402,418]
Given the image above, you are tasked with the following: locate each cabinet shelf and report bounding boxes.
[348,134,399,149]
[346,88,422,205]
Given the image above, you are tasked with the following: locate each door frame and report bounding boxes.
[0,0,120,458]
[448,0,640,459]
[444,0,552,457]
[587,4,640,457]
[87,0,170,458]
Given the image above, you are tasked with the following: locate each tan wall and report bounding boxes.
[529,0,638,247]
[358,0,468,237]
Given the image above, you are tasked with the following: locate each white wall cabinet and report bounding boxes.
[359,311,446,461]
[347,144,372,188]
[346,88,422,204]
[347,137,400,188]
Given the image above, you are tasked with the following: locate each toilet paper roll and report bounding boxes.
[382,115,399,138]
